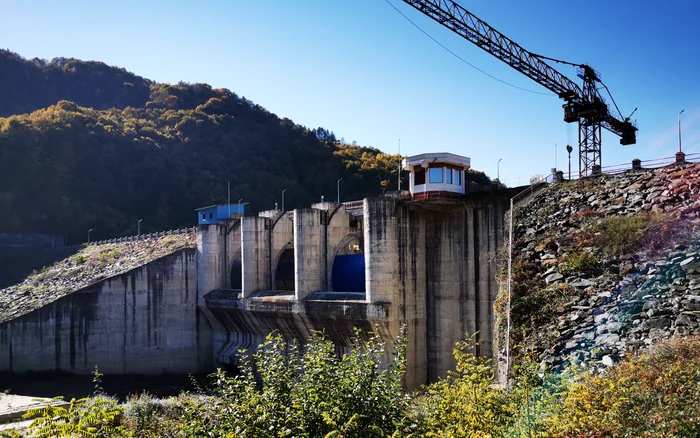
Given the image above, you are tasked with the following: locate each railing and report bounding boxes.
[511,174,555,207]
[84,227,196,247]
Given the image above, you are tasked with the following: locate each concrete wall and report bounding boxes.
[0,249,212,375]
[325,205,357,291]
[265,211,294,291]
[241,217,270,298]
[195,193,510,388]
[362,195,509,385]
[294,209,324,299]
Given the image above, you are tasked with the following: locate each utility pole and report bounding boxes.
[337,178,343,204]
[281,189,287,212]
[237,198,243,218]
[88,228,93,244]
[228,181,231,219]
[138,219,143,236]
[497,158,502,189]
[679,109,685,152]
[398,139,401,192]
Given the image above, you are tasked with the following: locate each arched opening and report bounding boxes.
[275,247,295,291]
[230,261,242,290]
[331,237,365,292]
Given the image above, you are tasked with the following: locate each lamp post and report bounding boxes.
[88,229,93,244]
[237,198,243,218]
[137,219,143,237]
[282,189,287,212]
[497,158,502,189]
[337,178,343,204]
[679,109,685,153]
[566,144,573,180]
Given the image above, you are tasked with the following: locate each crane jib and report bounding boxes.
[400,0,637,176]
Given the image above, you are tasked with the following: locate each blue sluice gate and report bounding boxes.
[332,254,366,292]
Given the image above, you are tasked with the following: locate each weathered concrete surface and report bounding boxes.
[0,394,68,424]
[241,217,269,298]
[294,209,324,299]
[266,211,294,291]
[196,193,513,388]
[205,290,391,366]
[363,194,509,385]
[0,249,212,375]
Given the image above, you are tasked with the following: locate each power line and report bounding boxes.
[384,0,554,97]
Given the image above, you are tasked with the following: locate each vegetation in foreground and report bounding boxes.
[2,333,699,437]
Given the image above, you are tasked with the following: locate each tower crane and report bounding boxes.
[401,0,638,177]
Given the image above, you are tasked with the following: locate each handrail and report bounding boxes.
[80,227,196,247]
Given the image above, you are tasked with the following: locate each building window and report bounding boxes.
[455,170,462,186]
[429,167,443,183]
[201,213,206,220]
[446,168,453,184]
[415,168,426,185]
[209,212,213,219]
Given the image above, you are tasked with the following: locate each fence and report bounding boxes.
[65,227,197,249]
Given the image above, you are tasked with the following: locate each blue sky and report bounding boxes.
[2,0,699,185]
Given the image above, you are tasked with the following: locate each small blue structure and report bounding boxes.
[196,204,245,225]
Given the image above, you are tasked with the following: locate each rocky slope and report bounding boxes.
[0,233,195,324]
[498,162,700,371]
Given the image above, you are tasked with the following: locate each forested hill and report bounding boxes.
[0,49,498,243]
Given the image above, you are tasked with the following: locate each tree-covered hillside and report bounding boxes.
[0,50,497,243]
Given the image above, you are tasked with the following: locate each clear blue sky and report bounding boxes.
[2,0,699,185]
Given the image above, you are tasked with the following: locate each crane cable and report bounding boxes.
[384,0,555,97]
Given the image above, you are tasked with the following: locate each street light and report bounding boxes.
[566,145,573,180]
[337,178,343,204]
[497,158,502,189]
[281,189,287,212]
[237,198,243,218]
[137,219,143,237]
[679,109,685,153]
[88,228,93,244]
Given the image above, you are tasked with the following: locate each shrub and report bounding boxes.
[74,254,87,265]
[559,249,600,277]
[179,328,409,438]
[591,212,661,256]
[545,336,700,437]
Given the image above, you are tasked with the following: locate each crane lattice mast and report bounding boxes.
[402,0,638,176]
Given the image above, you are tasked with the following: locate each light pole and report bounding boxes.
[137,219,143,236]
[679,109,685,153]
[497,158,502,189]
[88,228,93,244]
[337,178,343,204]
[281,189,287,212]
[237,198,243,217]
[566,145,573,180]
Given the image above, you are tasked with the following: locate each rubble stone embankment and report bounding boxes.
[0,233,195,324]
[500,163,700,370]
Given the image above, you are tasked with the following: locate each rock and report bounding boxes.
[643,317,671,330]
[601,355,614,366]
[569,278,594,288]
[545,273,564,284]
[642,299,659,311]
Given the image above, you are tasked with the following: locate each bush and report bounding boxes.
[179,329,409,437]
[545,336,700,437]
[592,212,661,256]
[559,249,600,277]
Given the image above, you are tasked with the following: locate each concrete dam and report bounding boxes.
[1,153,516,388]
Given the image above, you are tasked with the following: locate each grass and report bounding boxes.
[591,212,662,256]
